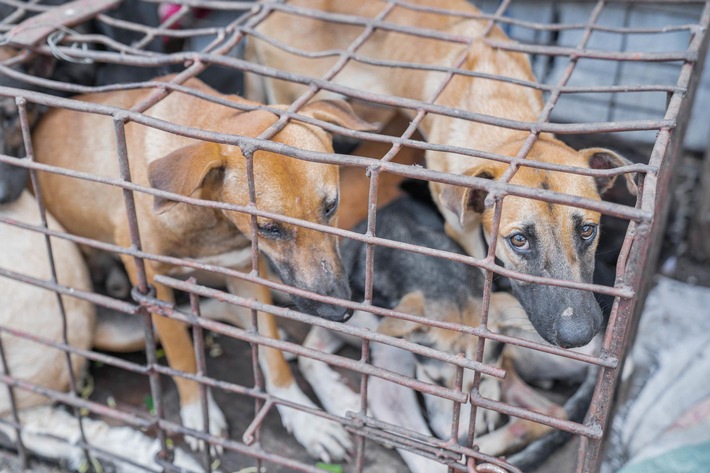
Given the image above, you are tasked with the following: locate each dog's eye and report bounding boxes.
[580,224,597,241]
[509,233,529,251]
[324,197,338,219]
[257,222,287,240]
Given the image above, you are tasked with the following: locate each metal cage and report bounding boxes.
[0,0,709,472]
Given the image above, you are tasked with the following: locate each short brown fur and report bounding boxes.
[32,75,374,454]
[247,0,636,284]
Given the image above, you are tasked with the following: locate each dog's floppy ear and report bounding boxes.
[377,291,426,337]
[148,141,224,214]
[300,100,379,132]
[579,148,638,197]
[439,164,503,227]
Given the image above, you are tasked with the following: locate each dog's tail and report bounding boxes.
[507,366,599,470]
[0,405,202,472]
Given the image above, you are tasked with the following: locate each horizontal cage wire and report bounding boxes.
[0,0,708,473]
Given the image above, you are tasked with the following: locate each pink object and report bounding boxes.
[158,3,183,28]
[158,3,211,29]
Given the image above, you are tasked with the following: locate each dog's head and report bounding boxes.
[148,100,375,321]
[439,138,638,348]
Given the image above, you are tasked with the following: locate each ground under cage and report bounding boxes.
[0,1,709,473]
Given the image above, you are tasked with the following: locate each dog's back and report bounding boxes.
[0,195,204,473]
[31,76,250,243]
[342,195,484,311]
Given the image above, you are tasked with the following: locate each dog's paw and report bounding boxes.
[476,378,502,435]
[272,384,353,462]
[180,390,228,455]
[281,407,353,463]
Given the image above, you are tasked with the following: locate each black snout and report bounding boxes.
[291,296,353,322]
[0,163,29,204]
[512,283,603,349]
[555,306,598,348]
[272,257,353,322]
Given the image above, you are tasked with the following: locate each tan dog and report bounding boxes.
[32,76,374,461]
[247,0,638,349]
[0,191,201,472]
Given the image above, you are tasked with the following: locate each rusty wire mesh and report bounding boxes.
[0,0,709,472]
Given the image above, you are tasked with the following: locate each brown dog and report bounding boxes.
[247,0,638,349]
[32,75,373,460]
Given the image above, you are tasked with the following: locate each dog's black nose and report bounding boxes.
[315,304,353,322]
[555,307,596,349]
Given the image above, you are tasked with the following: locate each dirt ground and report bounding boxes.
[0,311,582,473]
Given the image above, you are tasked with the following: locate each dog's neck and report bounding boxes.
[155,196,250,261]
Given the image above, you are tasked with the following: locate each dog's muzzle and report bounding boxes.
[514,283,603,349]
[291,295,353,322]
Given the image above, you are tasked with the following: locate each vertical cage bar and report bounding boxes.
[17,97,95,470]
[582,3,710,471]
[112,116,169,460]
[189,282,213,470]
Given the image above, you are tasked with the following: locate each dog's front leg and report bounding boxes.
[369,342,449,473]
[475,355,567,457]
[299,325,361,419]
[226,270,353,462]
[120,253,228,453]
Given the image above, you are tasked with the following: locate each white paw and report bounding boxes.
[280,407,353,463]
[180,390,228,455]
[477,378,501,434]
[272,384,353,462]
[300,359,360,419]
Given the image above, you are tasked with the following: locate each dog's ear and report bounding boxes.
[377,291,427,337]
[148,141,224,214]
[300,100,379,132]
[580,148,638,197]
[439,164,503,226]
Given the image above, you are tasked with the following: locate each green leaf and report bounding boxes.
[316,463,343,473]
[144,395,156,415]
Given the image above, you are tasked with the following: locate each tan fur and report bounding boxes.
[32,75,373,450]
[377,290,574,457]
[0,191,95,414]
[0,192,203,471]
[247,0,636,265]
[474,355,568,455]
